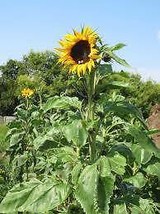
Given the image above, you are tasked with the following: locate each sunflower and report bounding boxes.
[56,26,100,76]
[21,88,34,98]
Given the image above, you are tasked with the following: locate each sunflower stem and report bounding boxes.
[87,71,96,163]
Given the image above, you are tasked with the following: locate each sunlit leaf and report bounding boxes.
[144,162,160,178]
[113,204,128,214]
[75,164,98,214]
[43,96,82,112]
[109,153,126,175]
[63,120,88,148]
[0,179,70,213]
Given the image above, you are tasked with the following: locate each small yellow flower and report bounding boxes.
[21,88,34,98]
[56,26,101,76]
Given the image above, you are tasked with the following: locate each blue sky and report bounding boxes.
[0,0,160,81]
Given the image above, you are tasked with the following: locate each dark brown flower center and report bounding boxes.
[70,40,91,64]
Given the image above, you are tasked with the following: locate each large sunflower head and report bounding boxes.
[56,26,101,76]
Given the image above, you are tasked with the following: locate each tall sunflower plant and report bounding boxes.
[0,26,160,214]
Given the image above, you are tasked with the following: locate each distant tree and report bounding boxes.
[1,51,160,117]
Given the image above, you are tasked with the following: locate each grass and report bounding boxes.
[0,124,9,152]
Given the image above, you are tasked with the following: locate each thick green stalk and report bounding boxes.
[87,71,97,162]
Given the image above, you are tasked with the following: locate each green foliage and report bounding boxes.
[0,124,8,152]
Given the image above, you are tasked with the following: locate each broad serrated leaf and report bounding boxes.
[43,96,81,112]
[75,164,98,214]
[144,162,160,178]
[109,153,126,175]
[0,179,40,213]
[0,179,70,213]
[97,175,115,214]
[124,172,147,188]
[63,120,88,148]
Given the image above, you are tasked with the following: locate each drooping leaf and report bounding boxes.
[110,43,126,51]
[0,179,70,213]
[108,51,130,67]
[75,164,98,214]
[104,101,146,127]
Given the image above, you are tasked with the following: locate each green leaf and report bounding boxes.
[13,153,28,167]
[55,146,78,163]
[131,144,153,165]
[98,64,113,76]
[131,198,156,214]
[129,126,158,153]
[9,131,25,147]
[98,156,111,177]
[71,162,82,185]
[109,153,126,175]
[124,172,147,188]
[108,81,129,88]
[33,126,61,150]
[43,96,81,112]
[144,162,160,178]
[113,204,128,214]
[110,144,134,163]
[75,164,98,214]
[110,43,126,51]
[97,176,115,214]
[0,179,70,213]
[63,120,88,148]
[104,101,145,126]
[108,51,130,67]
